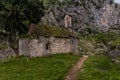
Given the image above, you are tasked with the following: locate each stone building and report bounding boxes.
[19,15,78,57]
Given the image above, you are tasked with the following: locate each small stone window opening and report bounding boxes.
[46,43,50,50]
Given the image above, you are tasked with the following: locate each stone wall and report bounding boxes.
[71,38,79,54]
[19,39,30,56]
[19,39,44,57]
[50,37,78,54]
[51,38,71,54]
[0,47,16,60]
[19,37,78,57]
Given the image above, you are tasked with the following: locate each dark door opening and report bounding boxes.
[46,43,50,50]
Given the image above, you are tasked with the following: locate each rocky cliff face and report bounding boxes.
[41,0,120,33]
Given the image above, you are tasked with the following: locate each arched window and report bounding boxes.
[46,43,50,50]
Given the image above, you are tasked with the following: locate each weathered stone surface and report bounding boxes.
[19,37,78,57]
[0,47,16,60]
[19,39,46,57]
[112,58,120,64]
[41,0,120,32]
[109,50,120,57]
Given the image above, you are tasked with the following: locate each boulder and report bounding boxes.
[109,50,120,57]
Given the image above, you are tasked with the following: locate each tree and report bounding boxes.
[0,0,45,35]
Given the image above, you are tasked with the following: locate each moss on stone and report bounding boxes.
[30,24,70,38]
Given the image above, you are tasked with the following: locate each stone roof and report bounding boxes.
[29,24,77,38]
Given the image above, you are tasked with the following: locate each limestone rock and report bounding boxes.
[41,0,120,32]
[109,50,120,57]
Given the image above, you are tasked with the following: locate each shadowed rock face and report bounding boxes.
[41,0,120,32]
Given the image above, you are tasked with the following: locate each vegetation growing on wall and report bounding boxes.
[30,23,70,38]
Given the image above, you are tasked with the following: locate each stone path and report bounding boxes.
[65,55,88,80]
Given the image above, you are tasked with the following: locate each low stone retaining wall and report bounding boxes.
[0,47,16,60]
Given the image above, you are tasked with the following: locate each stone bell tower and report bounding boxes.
[64,14,73,32]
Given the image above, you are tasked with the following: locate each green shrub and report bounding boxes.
[0,44,8,50]
[93,32,117,44]
[112,37,120,45]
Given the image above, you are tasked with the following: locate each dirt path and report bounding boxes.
[65,55,88,80]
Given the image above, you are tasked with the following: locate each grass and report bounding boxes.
[0,54,80,80]
[78,34,96,54]
[77,54,120,80]
[112,37,120,45]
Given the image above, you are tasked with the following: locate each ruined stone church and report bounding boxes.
[19,14,78,57]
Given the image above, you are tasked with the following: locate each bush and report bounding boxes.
[112,37,120,45]
[93,32,117,44]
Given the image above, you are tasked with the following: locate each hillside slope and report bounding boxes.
[41,0,120,32]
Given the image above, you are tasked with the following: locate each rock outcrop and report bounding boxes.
[41,0,120,32]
